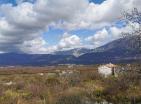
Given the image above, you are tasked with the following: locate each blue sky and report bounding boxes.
[0,0,35,5]
[0,0,105,45]
[0,0,16,5]
[0,0,106,46]
[42,0,106,46]
[90,0,105,4]
[0,0,139,53]
[0,0,105,5]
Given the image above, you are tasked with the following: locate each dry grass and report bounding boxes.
[0,64,140,104]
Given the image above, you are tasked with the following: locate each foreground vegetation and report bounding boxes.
[0,64,141,104]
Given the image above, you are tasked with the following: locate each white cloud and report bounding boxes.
[88,28,109,41]
[58,33,81,49]
[0,0,141,53]
[110,22,138,39]
[86,28,110,47]
[17,32,82,54]
[56,0,141,30]
[46,33,81,52]
[21,33,82,54]
[20,37,48,54]
[85,25,134,48]
[0,0,88,53]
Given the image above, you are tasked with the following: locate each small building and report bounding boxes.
[38,73,44,76]
[98,63,117,77]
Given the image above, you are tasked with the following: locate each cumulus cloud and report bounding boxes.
[86,24,135,48]
[46,33,81,52]
[86,28,109,42]
[0,0,141,53]
[86,28,110,47]
[0,0,87,53]
[56,0,141,30]
[19,32,81,54]
[20,37,48,54]
[58,33,81,49]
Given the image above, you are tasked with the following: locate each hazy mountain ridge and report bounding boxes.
[54,48,93,57]
[93,37,137,53]
[0,37,140,66]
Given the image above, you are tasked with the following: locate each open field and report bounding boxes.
[0,64,141,104]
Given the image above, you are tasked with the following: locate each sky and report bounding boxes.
[0,0,141,54]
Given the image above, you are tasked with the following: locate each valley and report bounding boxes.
[0,64,140,104]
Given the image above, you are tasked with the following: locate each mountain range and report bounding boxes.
[0,37,140,66]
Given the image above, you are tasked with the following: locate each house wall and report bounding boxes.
[98,66,112,77]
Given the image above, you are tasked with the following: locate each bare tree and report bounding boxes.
[122,8,141,52]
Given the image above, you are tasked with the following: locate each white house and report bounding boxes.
[38,73,44,76]
[98,63,117,77]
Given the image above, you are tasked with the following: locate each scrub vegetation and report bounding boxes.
[0,64,140,104]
